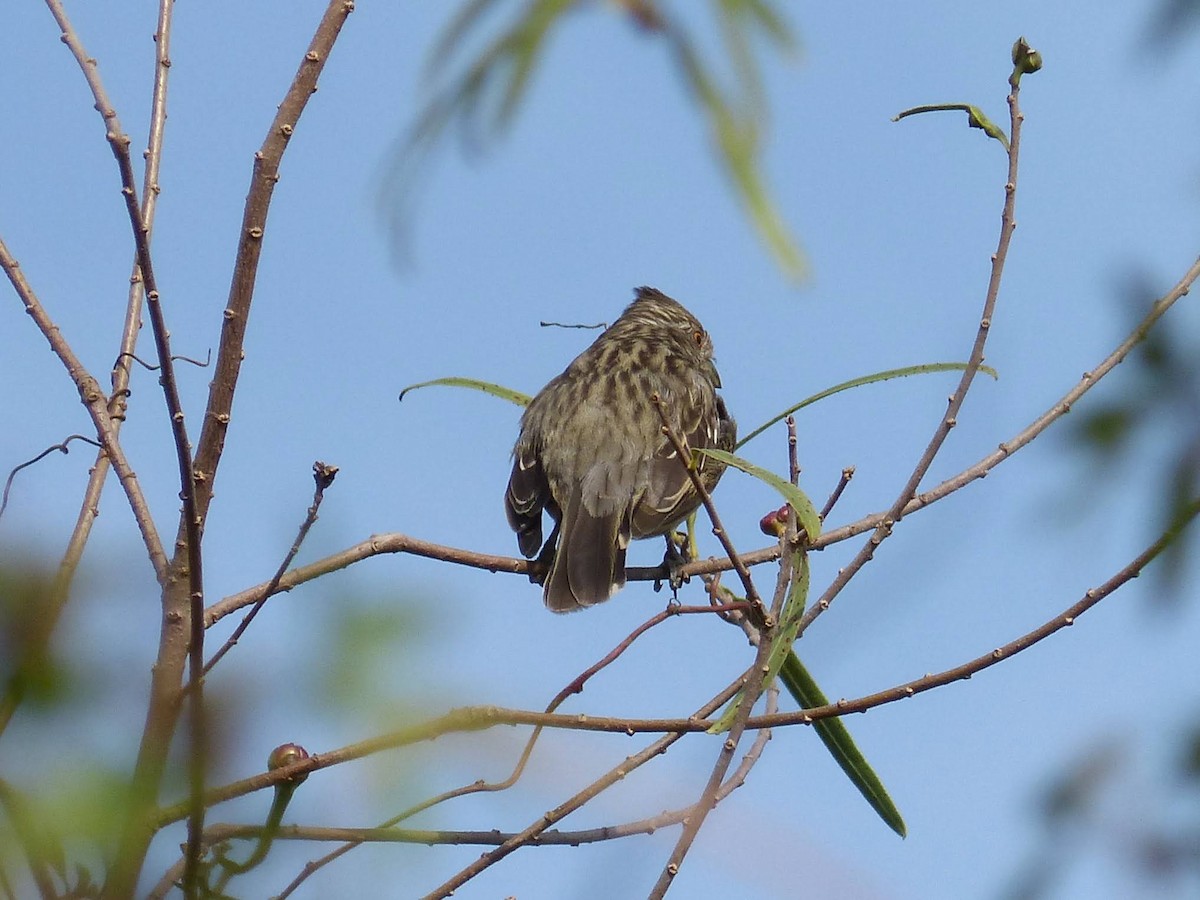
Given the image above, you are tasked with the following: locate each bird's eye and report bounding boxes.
[692,329,706,346]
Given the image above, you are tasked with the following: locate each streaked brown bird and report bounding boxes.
[505,286,735,612]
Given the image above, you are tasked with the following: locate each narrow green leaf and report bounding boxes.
[761,551,809,690]
[892,102,1009,150]
[698,448,821,541]
[708,550,806,736]
[398,377,531,407]
[780,652,908,837]
[737,361,1000,448]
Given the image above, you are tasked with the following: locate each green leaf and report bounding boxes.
[737,361,1000,448]
[761,551,809,695]
[892,103,1009,150]
[398,377,531,407]
[708,550,809,735]
[670,31,806,279]
[779,652,908,837]
[707,553,906,837]
[698,448,821,541]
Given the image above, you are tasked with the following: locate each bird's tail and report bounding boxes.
[544,488,627,612]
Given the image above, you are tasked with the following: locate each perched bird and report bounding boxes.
[505,286,735,612]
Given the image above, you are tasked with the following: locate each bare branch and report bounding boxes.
[190,0,356,522]
[0,240,167,584]
[200,462,338,678]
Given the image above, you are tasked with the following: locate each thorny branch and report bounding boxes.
[156,491,1199,835]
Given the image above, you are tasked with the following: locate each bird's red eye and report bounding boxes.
[693,329,705,346]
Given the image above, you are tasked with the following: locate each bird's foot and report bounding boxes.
[528,528,560,587]
[662,531,692,596]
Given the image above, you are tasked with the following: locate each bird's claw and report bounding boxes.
[662,531,691,595]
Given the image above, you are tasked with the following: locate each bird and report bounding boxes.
[504,286,735,612]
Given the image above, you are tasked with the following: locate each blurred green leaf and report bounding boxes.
[397,1,805,277]
[1073,404,1135,456]
[0,566,75,710]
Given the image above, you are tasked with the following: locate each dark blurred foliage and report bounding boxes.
[1009,5,1200,897]
[1069,270,1200,602]
[1143,0,1200,47]
[0,565,73,711]
[1004,724,1200,899]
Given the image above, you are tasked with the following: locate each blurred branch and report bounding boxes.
[0,778,58,900]
[270,601,749,896]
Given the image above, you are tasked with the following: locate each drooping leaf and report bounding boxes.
[398,377,531,407]
[737,361,999,448]
[698,448,821,541]
[778,651,908,837]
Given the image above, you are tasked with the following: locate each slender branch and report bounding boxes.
[820,466,854,521]
[201,462,338,677]
[152,492,1200,843]
[44,0,212,886]
[651,393,766,620]
[421,681,746,900]
[0,237,167,582]
[793,66,1029,643]
[642,403,778,896]
[189,0,356,522]
[104,4,356,896]
[752,493,1200,727]
[152,711,781,900]
[271,601,745,897]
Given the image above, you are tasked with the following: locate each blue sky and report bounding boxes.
[2,2,1200,898]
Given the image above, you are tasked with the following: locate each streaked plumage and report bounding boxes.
[505,286,734,612]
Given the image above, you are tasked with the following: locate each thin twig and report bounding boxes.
[751,493,1200,728]
[0,237,167,581]
[791,61,1031,644]
[650,392,766,621]
[150,695,779,886]
[820,466,854,521]
[153,493,1200,842]
[41,2,211,887]
[189,0,355,522]
[420,680,746,900]
[0,435,101,520]
[271,601,746,897]
[43,2,213,888]
[201,462,338,678]
[102,5,356,896]
[116,348,212,372]
[645,408,780,898]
